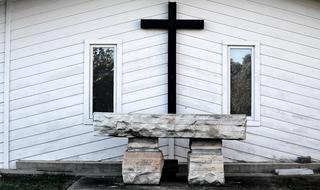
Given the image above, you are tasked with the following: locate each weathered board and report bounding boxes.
[94,112,246,139]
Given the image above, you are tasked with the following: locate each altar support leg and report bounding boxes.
[188,139,225,185]
[122,138,164,184]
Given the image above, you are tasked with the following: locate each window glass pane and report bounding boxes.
[93,47,114,112]
[230,48,252,116]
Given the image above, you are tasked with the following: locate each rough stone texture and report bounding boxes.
[275,168,314,176]
[188,139,225,185]
[122,151,164,184]
[127,138,159,151]
[94,113,246,139]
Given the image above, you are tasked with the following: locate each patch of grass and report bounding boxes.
[0,174,75,190]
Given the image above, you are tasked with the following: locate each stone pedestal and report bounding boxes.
[122,138,164,184]
[188,139,225,185]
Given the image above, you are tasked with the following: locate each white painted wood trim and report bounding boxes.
[222,40,261,127]
[3,0,11,169]
[83,39,123,125]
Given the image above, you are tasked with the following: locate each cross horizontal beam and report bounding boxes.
[141,19,204,29]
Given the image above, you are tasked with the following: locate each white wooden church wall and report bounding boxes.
[0,0,319,168]
[7,0,169,168]
[0,1,5,168]
[174,0,320,162]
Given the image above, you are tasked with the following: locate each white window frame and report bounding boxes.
[222,40,260,127]
[83,40,123,125]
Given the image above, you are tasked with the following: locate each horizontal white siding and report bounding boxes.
[175,0,320,162]
[8,0,169,168]
[1,0,319,168]
[0,0,5,168]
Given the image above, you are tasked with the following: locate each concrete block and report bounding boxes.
[275,168,314,176]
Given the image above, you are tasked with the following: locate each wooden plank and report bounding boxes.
[244,131,320,160]
[123,84,167,104]
[177,53,221,74]
[123,54,167,74]
[62,145,128,161]
[10,114,83,140]
[261,116,320,141]
[11,0,132,31]
[176,43,221,63]
[123,33,167,53]
[11,64,83,91]
[11,21,134,58]
[134,104,167,114]
[10,124,89,151]
[222,147,272,162]
[175,138,189,148]
[94,113,246,139]
[177,84,221,105]
[261,106,320,130]
[123,64,167,84]
[224,140,300,161]
[177,33,221,55]
[262,55,320,79]
[178,2,320,49]
[249,127,320,151]
[10,74,83,100]
[11,0,90,20]
[261,96,320,120]
[10,136,126,161]
[123,74,167,94]
[123,44,167,63]
[10,84,83,111]
[249,0,320,19]
[123,95,167,113]
[261,75,320,101]
[177,105,209,114]
[261,46,320,70]
[177,64,221,85]
[11,3,167,49]
[261,65,320,90]
[11,44,83,68]
[10,94,83,121]
[11,54,83,77]
[11,0,165,33]
[174,145,188,158]
[177,94,221,114]
[177,74,222,95]
[10,104,83,130]
[178,0,320,37]
[261,86,320,110]
[200,17,320,60]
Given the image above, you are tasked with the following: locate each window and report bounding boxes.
[222,41,260,126]
[84,40,122,124]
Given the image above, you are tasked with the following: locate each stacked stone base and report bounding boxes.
[122,138,164,184]
[123,151,164,184]
[188,139,225,185]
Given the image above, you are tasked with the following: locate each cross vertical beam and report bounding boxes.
[141,2,204,114]
[168,2,177,114]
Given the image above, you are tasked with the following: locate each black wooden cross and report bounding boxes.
[141,2,204,114]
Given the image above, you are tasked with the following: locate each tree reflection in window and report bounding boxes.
[93,47,114,112]
[230,48,252,116]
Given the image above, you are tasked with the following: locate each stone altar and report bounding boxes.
[94,112,246,185]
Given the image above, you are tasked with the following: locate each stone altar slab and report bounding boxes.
[94,113,246,140]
